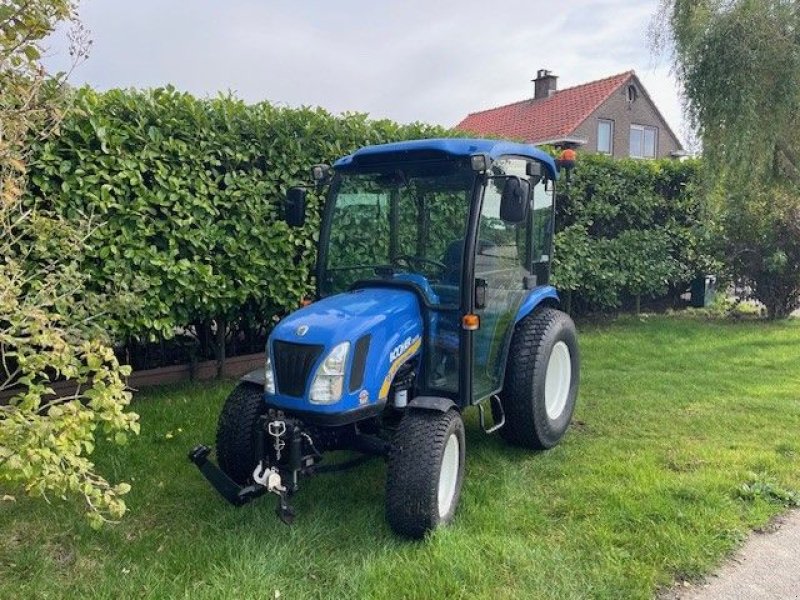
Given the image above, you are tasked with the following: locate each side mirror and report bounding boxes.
[499,176,530,224]
[285,187,307,228]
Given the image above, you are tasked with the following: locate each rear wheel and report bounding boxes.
[385,408,465,538]
[215,382,266,484]
[498,308,579,449]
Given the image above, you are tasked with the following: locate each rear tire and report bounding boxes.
[385,408,465,539]
[215,382,266,484]
[498,307,579,449]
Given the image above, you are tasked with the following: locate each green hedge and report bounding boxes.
[28,87,459,347]
[28,87,716,355]
[552,154,717,312]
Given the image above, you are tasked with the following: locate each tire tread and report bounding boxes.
[215,382,265,484]
[385,409,464,538]
[500,308,576,449]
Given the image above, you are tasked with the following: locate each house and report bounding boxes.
[456,70,684,159]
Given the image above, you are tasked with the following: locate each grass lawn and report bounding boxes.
[2,315,799,599]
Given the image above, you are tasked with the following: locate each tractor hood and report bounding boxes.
[273,287,420,346]
[266,286,424,418]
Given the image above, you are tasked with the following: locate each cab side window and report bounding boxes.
[476,158,534,289]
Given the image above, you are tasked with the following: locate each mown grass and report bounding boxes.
[1,315,799,599]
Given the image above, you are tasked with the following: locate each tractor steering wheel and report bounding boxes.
[395,254,447,274]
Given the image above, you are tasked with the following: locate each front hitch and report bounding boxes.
[188,445,297,522]
[189,414,384,524]
[188,445,268,507]
[189,412,306,522]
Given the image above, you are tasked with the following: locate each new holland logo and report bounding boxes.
[389,336,419,362]
[295,325,309,337]
[379,335,422,400]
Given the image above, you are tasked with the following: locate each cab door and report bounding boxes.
[470,158,541,402]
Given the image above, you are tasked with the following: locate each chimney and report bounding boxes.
[533,69,558,100]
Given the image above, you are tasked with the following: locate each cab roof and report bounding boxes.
[333,138,558,180]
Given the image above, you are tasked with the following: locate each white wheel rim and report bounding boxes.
[437,433,460,518]
[544,341,571,420]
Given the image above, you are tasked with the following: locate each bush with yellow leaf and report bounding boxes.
[1,0,139,527]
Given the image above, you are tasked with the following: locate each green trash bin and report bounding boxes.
[690,275,717,308]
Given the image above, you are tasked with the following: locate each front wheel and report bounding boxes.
[215,382,266,484]
[385,408,465,538]
[498,308,580,449]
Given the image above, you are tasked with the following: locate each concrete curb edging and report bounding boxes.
[662,509,800,600]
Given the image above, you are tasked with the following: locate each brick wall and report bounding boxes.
[571,78,683,159]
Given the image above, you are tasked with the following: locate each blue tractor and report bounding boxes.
[190,139,580,538]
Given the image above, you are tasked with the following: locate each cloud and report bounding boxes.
[45,0,688,144]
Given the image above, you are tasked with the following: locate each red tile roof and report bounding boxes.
[456,71,634,143]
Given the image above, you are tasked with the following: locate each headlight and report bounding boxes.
[309,342,350,404]
[264,345,276,394]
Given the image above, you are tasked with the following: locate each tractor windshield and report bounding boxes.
[318,160,475,305]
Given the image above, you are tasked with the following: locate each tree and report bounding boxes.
[1,1,139,527]
[657,0,800,317]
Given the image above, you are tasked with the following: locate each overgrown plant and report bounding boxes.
[0,0,139,526]
[656,0,800,318]
[725,186,800,318]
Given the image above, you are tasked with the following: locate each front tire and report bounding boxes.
[385,408,465,538]
[215,382,266,484]
[498,308,579,449]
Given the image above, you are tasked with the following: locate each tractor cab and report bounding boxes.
[190,139,579,537]
[311,139,559,408]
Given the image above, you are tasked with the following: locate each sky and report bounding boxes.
[44,0,688,145]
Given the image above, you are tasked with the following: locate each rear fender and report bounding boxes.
[514,285,559,324]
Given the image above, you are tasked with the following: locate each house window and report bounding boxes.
[630,124,657,158]
[597,119,614,154]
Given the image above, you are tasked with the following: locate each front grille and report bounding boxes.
[349,335,371,392]
[272,340,325,397]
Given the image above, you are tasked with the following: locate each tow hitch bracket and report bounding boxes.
[189,420,383,525]
[188,445,297,525]
[188,445,267,507]
[252,461,296,525]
